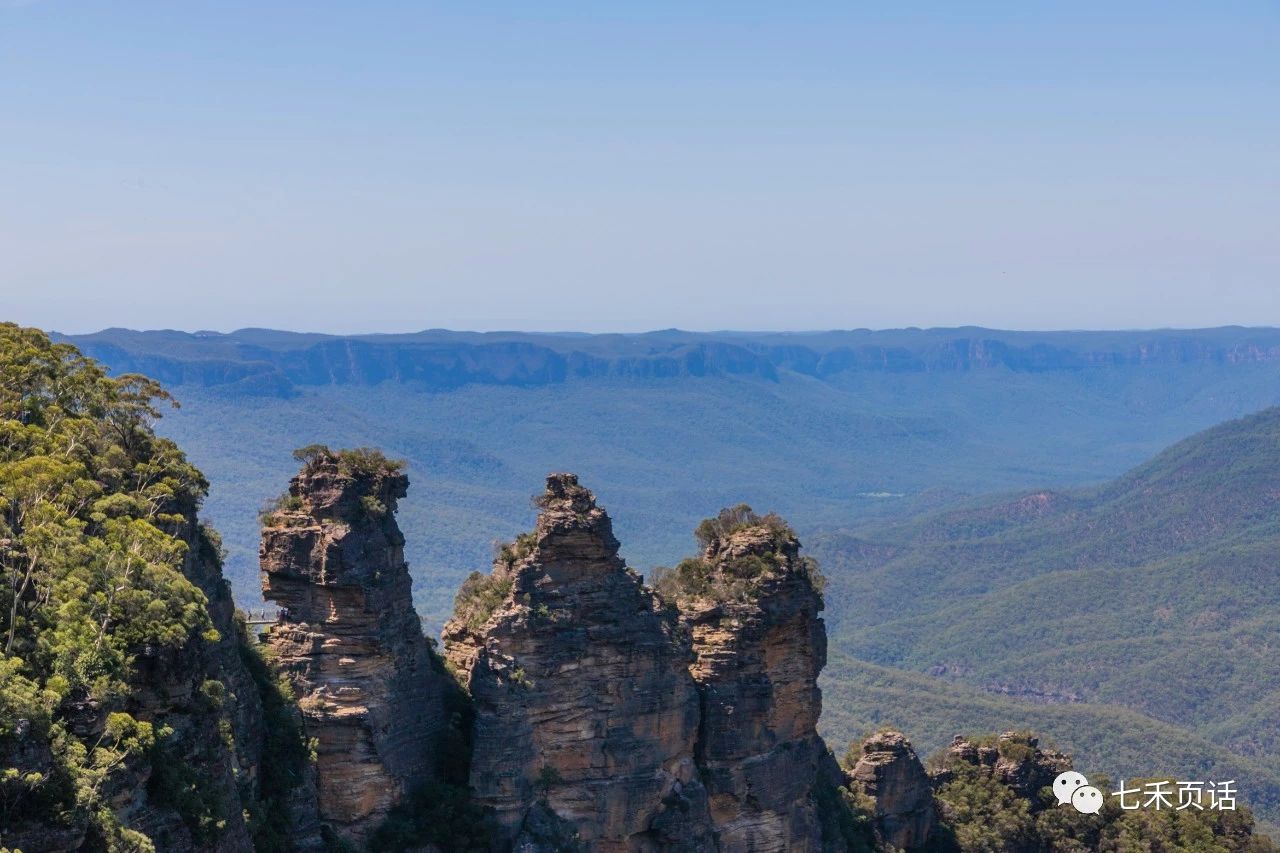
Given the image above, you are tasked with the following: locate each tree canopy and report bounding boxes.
[1,323,215,848]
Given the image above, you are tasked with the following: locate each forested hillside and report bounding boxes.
[813,408,1280,830]
[0,323,299,850]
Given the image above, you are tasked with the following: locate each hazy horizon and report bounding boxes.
[49,322,1280,338]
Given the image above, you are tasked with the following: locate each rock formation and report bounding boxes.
[939,731,1071,804]
[260,447,444,842]
[662,506,830,852]
[847,731,935,850]
[443,474,714,851]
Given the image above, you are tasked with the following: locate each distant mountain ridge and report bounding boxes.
[54,324,1280,634]
[57,326,1280,395]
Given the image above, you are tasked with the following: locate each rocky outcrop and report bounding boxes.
[939,732,1071,804]
[666,507,830,852]
[847,731,935,850]
[261,448,444,842]
[443,474,714,851]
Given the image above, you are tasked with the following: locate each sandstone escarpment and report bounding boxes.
[261,447,444,841]
[443,474,714,851]
[657,506,830,852]
[847,731,934,850]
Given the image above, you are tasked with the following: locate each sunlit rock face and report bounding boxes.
[261,450,443,843]
[848,731,935,850]
[675,513,831,852]
[443,474,715,852]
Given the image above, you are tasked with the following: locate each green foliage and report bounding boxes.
[339,447,404,477]
[292,443,405,481]
[360,494,388,518]
[994,731,1039,765]
[434,664,478,789]
[510,666,533,689]
[451,571,513,631]
[236,621,312,852]
[933,761,1038,852]
[535,765,562,794]
[0,323,219,846]
[693,503,793,550]
[932,762,1280,853]
[331,447,405,479]
[814,775,877,853]
[367,782,496,852]
[820,653,1280,833]
[146,737,226,844]
[811,409,1280,830]
[291,443,332,466]
[496,532,538,568]
[651,504,825,605]
[259,491,305,526]
[650,557,714,604]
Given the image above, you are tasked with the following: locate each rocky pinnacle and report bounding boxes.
[260,448,443,842]
[443,473,715,851]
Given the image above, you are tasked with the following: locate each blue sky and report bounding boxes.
[2,1,1277,333]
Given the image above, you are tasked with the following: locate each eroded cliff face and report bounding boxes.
[260,449,444,842]
[668,509,830,852]
[847,731,935,850]
[442,474,714,852]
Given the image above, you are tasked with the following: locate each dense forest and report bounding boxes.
[813,408,1280,830]
[0,324,305,851]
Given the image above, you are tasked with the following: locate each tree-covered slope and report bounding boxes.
[0,324,309,852]
[820,654,1280,833]
[812,408,1280,826]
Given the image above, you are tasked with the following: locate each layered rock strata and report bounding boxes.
[443,474,714,851]
[672,508,831,852]
[261,449,443,841]
[847,731,935,850]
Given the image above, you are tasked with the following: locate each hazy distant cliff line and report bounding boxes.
[68,326,1280,635]
[57,326,1280,396]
